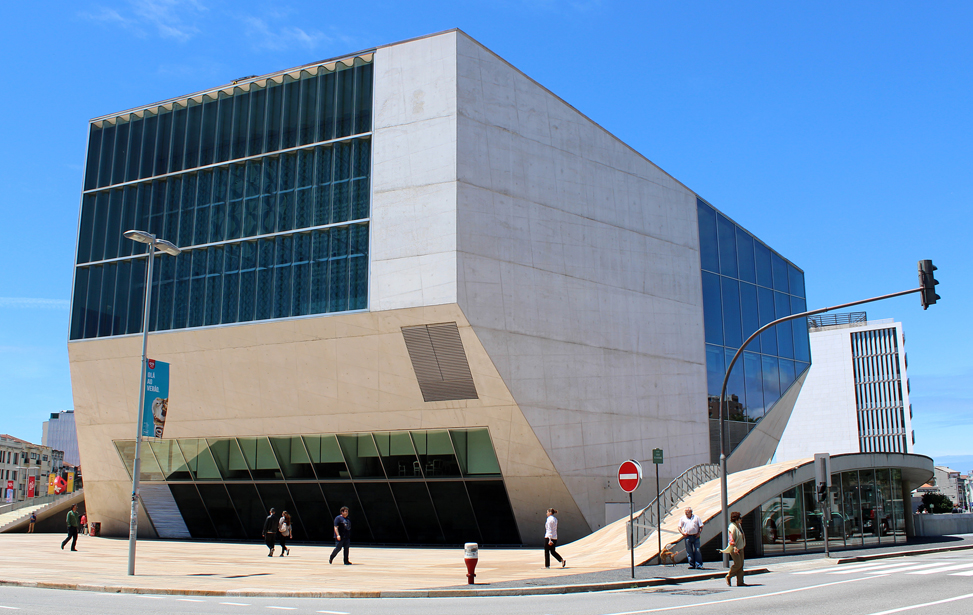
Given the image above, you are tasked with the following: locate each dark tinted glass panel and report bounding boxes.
[269,436,315,479]
[90,192,109,262]
[465,481,518,544]
[354,482,405,542]
[70,267,89,340]
[230,88,249,160]
[125,117,143,182]
[754,241,772,288]
[169,484,216,538]
[319,70,336,142]
[701,272,723,345]
[216,92,233,163]
[716,214,737,278]
[184,101,202,170]
[762,355,781,409]
[337,433,385,479]
[724,348,746,421]
[428,482,479,544]
[197,483,245,539]
[705,344,724,402]
[775,292,794,359]
[199,96,218,166]
[771,252,789,293]
[374,431,420,479]
[287,482,328,540]
[84,125,101,190]
[304,435,349,479]
[248,86,266,156]
[740,282,759,343]
[743,351,764,421]
[789,265,805,298]
[83,266,102,338]
[265,82,283,153]
[77,195,96,264]
[139,113,158,179]
[298,71,319,146]
[281,78,300,149]
[97,263,116,337]
[757,286,777,356]
[111,121,129,186]
[412,431,461,478]
[97,123,115,188]
[104,189,123,260]
[355,63,373,134]
[736,228,755,283]
[204,247,223,326]
[226,483,266,539]
[171,252,191,330]
[170,104,187,173]
[841,470,863,546]
[207,438,251,480]
[111,259,131,336]
[389,482,444,543]
[254,483,296,532]
[335,67,354,137]
[779,359,797,392]
[721,277,742,348]
[239,437,282,480]
[119,187,138,258]
[255,238,275,319]
[319,483,371,541]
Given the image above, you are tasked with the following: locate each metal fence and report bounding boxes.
[628,464,720,548]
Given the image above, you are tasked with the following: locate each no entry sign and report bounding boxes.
[618,459,642,493]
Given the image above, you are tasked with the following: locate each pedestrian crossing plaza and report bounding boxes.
[793,554,973,578]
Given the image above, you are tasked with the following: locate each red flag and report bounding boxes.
[27,476,35,498]
[54,476,67,495]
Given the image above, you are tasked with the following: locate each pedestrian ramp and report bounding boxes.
[0,490,85,533]
[792,559,973,577]
[558,452,934,570]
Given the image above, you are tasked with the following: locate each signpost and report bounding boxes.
[618,459,642,578]
[652,449,663,564]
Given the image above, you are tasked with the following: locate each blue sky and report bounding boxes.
[0,2,970,469]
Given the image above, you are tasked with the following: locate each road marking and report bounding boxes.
[909,562,973,574]
[267,608,297,611]
[794,561,897,574]
[864,563,953,574]
[177,598,206,602]
[221,602,251,606]
[827,562,918,574]
[136,595,164,599]
[0,607,20,610]
[316,611,351,614]
[601,574,881,615]
[950,569,973,576]
[861,591,973,615]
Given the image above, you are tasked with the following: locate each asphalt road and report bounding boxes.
[1,550,972,614]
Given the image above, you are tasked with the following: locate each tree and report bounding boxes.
[922,492,954,513]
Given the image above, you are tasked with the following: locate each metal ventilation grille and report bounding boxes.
[401,323,478,402]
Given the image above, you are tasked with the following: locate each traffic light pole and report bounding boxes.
[718,284,924,568]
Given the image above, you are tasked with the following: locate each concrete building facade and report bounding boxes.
[68,30,811,544]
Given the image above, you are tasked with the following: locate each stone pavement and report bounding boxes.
[0,533,970,598]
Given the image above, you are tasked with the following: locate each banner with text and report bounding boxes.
[142,359,170,438]
[27,475,35,498]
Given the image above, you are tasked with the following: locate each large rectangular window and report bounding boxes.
[72,58,373,341]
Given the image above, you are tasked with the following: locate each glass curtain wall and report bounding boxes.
[759,467,906,556]
[71,60,373,340]
[698,198,811,460]
[115,428,520,546]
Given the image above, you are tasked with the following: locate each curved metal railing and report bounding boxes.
[628,463,720,548]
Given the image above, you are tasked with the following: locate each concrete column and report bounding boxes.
[902,479,916,538]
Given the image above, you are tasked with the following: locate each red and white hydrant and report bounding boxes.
[464,542,478,584]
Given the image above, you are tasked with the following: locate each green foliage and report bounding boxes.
[921,492,954,513]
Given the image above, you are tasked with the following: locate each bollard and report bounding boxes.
[464,542,478,584]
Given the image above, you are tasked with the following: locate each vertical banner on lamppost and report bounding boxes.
[47,474,55,495]
[27,475,35,498]
[66,471,75,493]
[5,480,13,503]
[142,359,170,438]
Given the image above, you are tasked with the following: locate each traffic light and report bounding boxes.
[918,260,940,310]
[817,482,828,503]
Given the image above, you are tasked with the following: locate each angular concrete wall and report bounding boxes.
[453,32,709,531]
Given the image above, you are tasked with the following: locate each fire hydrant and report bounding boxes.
[464,542,478,584]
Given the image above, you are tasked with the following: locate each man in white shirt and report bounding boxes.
[677,507,704,569]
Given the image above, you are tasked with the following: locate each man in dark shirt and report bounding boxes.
[261,507,277,557]
[329,506,352,565]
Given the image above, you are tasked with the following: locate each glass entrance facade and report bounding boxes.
[759,467,907,555]
[115,428,520,545]
[71,58,373,340]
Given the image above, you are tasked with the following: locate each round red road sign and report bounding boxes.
[618,459,642,493]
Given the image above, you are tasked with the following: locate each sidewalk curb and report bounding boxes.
[0,569,770,599]
[834,543,973,565]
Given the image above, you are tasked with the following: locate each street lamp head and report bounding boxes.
[123,229,155,244]
[155,239,181,257]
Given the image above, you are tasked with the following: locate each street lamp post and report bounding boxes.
[123,230,180,576]
[717,285,927,568]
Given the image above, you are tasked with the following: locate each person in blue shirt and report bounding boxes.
[330,506,352,565]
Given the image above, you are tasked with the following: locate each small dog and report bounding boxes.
[660,542,678,566]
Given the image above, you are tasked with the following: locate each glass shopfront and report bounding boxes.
[116,428,520,546]
[758,467,908,555]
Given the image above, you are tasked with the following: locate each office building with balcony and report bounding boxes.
[68,29,868,546]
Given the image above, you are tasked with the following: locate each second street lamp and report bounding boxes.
[122,229,180,576]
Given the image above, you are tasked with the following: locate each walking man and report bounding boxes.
[28,512,36,533]
[61,504,80,551]
[330,506,352,565]
[262,507,277,557]
[677,506,704,569]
